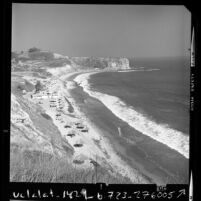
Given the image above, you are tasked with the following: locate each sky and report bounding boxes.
[12,4,191,58]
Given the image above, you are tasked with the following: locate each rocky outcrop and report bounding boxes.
[70,57,130,70]
[107,57,130,69]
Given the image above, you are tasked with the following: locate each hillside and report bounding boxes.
[11,48,130,72]
[11,76,133,183]
[10,49,139,184]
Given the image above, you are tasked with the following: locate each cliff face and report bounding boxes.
[12,49,130,71]
[107,58,130,69]
[70,57,130,70]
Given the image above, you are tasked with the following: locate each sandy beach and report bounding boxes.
[66,70,189,184]
[21,69,151,184]
[18,67,189,185]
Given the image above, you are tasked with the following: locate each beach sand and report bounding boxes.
[22,69,188,184]
[22,70,149,183]
[67,72,189,184]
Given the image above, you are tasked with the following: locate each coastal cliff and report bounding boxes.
[70,57,130,70]
[10,48,136,183]
[11,48,130,71]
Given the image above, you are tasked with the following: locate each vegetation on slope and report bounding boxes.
[11,79,35,95]
[47,58,71,67]
[35,80,43,92]
[10,145,131,183]
[12,48,129,72]
[10,84,132,184]
[70,57,108,69]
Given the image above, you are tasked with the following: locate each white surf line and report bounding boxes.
[25,72,151,183]
[74,72,189,159]
[58,72,151,183]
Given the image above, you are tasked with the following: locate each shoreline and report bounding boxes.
[22,69,151,184]
[69,70,189,184]
[62,71,152,184]
[19,68,188,184]
[73,71,189,159]
[64,72,169,184]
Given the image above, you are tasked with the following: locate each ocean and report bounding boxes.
[72,57,190,184]
[91,58,190,133]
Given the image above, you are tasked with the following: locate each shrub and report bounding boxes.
[28,51,54,61]
[35,81,43,92]
[41,113,52,120]
[24,80,35,91]
[28,47,41,53]
[17,84,25,91]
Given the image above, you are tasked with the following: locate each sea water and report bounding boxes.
[74,57,190,159]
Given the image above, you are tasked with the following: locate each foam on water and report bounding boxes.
[74,72,189,159]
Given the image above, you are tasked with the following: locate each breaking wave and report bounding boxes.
[74,72,189,159]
